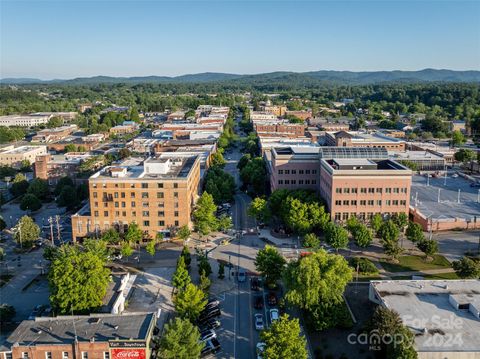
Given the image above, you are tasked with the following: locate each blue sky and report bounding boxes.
[1,0,479,79]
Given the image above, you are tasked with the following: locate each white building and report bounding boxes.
[0,114,51,127]
[0,145,47,167]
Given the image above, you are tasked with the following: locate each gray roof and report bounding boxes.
[5,313,154,346]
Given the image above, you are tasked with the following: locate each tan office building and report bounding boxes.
[319,158,412,222]
[72,154,201,241]
[0,145,47,168]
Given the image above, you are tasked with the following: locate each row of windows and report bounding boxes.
[278,179,317,185]
[335,187,408,194]
[334,199,406,206]
[22,352,110,359]
[93,201,177,209]
[94,210,180,217]
[278,169,317,175]
[334,212,403,221]
[93,192,179,199]
[92,182,178,189]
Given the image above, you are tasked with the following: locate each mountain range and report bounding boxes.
[2,69,480,85]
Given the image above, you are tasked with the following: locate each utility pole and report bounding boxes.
[48,216,54,246]
[55,215,61,244]
[458,189,461,204]
[438,188,441,203]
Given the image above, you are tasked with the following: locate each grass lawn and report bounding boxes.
[423,272,460,280]
[380,254,451,273]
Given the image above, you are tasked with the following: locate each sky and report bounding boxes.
[1,0,479,79]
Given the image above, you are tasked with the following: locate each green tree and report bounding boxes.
[101,228,121,244]
[27,178,49,200]
[14,215,40,248]
[159,317,204,359]
[54,176,74,196]
[240,157,266,195]
[181,245,192,267]
[248,197,271,223]
[217,214,233,232]
[254,245,286,287]
[198,255,212,277]
[199,271,211,293]
[120,242,134,258]
[218,262,225,279]
[83,239,109,262]
[406,222,424,243]
[20,193,42,211]
[146,239,157,256]
[211,151,226,168]
[378,220,399,243]
[125,222,143,243]
[391,213,408,231]
[177,225,191,243]
[454,148,476,163]
[283,198,328,234]
[383,239,403,260]
[237,154,251,170]
[173,256,191,290]
[284,250,353,310]
[370,213,383,233]
[353,224,373,248]
[64,143,77,153]
[118,148,131,159]
[204,167,235,204]
[193,192,218,236]
[451,130,466,146]
[0,217,6,231]
[303,233,320,248]
[10,173,29,197]
[261,314,308,359]
[56,185,79,210]
[452,257,480,279]
[49,245,111,313]
[417,239,438,258]
[47,116,63,128]
[0,304,16,322]
[324,222,349,251]
[174,283,207,322]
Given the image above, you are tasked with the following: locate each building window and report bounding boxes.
[351,200,357,206]
[360,200,366,206]
[335,200,341,205]
[131,201,136,207]
[93,192,98,198]
[305,179,310,184]
[360,188,367,193]
[122,211,126,216]
[174,220,179,226]
[312,170,317,174]
[393,188,399,194]
[299,170,304,174]
[368,188,375,193]
[141,183,148,189]
[121,202,126,208]
[158,220,165,226]
[334,213,341,221]
[142,192,149,198]
[104,211,108,216]
[299,180,304,185]
[115,211,120,216]
[6,353,12,359]
[104,353,110,359]
[278,170,283,175]
[132,211,136,217]
[173,192,178,198]
[157,192,164,199]
[174,202,179,208]
[285,180,290,185]
[344,188,350,194]
[386,200,391,206]
[291,170,296,174]
[94,211,99,217]
[386,188,392,194]
[343,200,349,206]
[376,200,382,206]
[173,183,178,188]
[368,200,374,206]
[174,211,179,217]
[291,180,296,185]
[144,220,150,226]
[400,200,406,206]
[158,211,165,217]
[158,183,163,188]
[336,188,342,194]
[22,353,28,359]
[130,184,135,188]
[82,353,88,359]
[393,200,399,206]
[158,202,164,208]
[62,353,69,359]
[121,192,125,198]
[284,170,290,174]
[114,202,119,208]
[142,202,149,208]
[142,211,149,217]
[352,188,358,193]
[114,192,119,198]
[278,180,283,184]
[376,188,382,193]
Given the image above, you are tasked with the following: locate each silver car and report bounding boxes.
[254,313,264,330]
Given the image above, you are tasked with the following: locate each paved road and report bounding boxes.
[435,230,480,261]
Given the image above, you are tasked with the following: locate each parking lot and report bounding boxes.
[410,174,480,221]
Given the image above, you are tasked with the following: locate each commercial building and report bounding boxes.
[260,105,287,117]
[318,122,350,132]
[1,313,156,359]
[109,121,139,135]
[390,150,446,171]
[0,114,51,127]
[0,145,47,168]
[253,120,305,138]
[71,154,201,241]
[325,131,406,151]
[47,136,101,153]
[250,112,277,121]
[285,110,312,121]
[369,280,480,359]
[32,125,78,143]
[319,158,411,221]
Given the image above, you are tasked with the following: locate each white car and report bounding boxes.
[254,313,264,330]
[200,329,217,342]
[269,309,279,323]
[452,173,459,178]
[256,342,266,359]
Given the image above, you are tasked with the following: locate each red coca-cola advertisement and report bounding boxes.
[111,348,146,359]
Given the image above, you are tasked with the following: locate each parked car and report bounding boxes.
[452,173,459,178]
[269,309,279,323]
[254,314,264,330]
[207,298,220,306]
[201,337,221,357]
[198,308,221,322]
[256,342,266,359]
[238,270,246,282]
[254,296,264,309]
[470,182,480,188]
[200,329,217,342]
[204,301,220,312]
[267,292,277,306]
[200,319,221,330]
[28,305,46,320]
[250,277,260,291]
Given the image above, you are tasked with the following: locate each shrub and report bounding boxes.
[349,257,379,274]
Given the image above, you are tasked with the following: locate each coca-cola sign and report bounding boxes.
[111,349,145,359]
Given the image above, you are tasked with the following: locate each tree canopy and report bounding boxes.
[254,245,286,286]
[159,318,204,359]
[261,314,308,359]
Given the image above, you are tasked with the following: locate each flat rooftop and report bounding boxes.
[371,280,480,352]
[5,313,154,345]
[410,174,480,221]
[390,150,445,161]
[325,158,408,171]
[0,145,43,154]
[329,131,404,143]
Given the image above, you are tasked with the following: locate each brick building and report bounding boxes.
[325,131,406,151]
[253,121,305,138]
[285,110,312,121]
[32,125,78,143]
[1,313,155,359]
[319,158,411,222]
[71,154,201,241]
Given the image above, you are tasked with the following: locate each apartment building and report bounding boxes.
[285,110,312,121]
[254,120,305,138]
[260,105,287,117]
[31,125,78,143]
[0,114,51,127]
[250,111,277,121]
[319,122,350,132]
[325,131,406,151]
[319,158,411,222]
[0,145,47,167]
[109,121,139,135]
[71,154,201,241]
[1,313,155,359]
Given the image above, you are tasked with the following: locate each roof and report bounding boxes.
[370,280,480,353]
[5,313,155,346]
